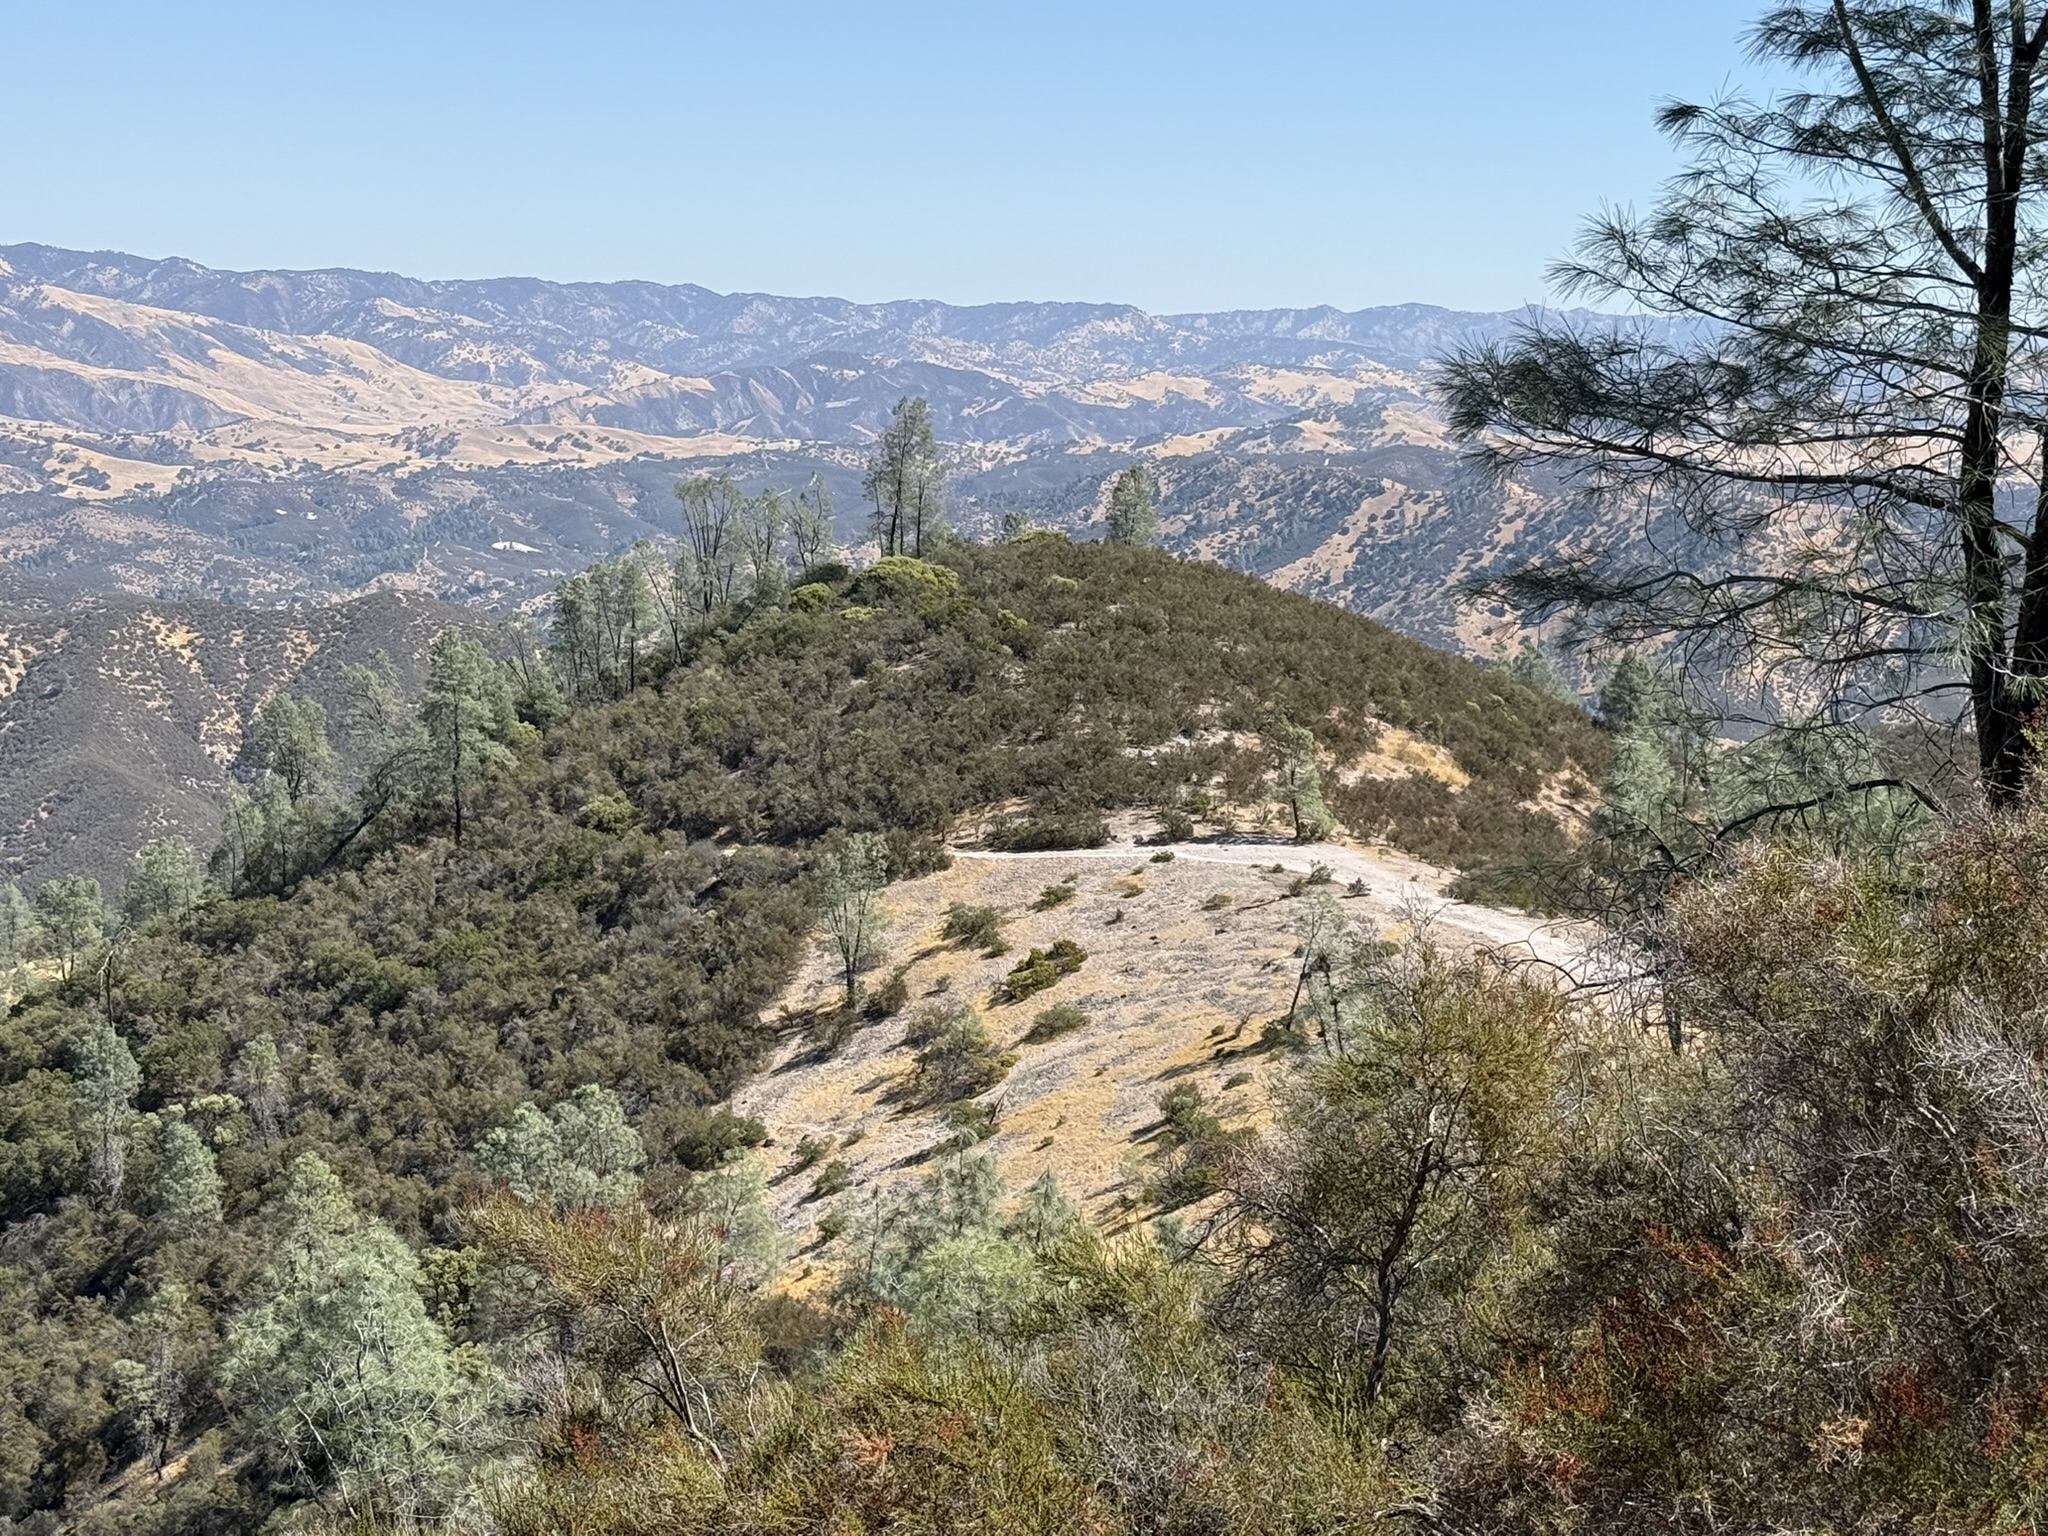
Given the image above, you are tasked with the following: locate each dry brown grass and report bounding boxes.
[732,836,1563,1269]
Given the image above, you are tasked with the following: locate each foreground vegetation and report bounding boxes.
[0,532,1603,1531]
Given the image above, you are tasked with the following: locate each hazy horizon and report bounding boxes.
[0,1,1767,314]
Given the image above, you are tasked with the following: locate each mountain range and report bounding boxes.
[0,242,1618,651]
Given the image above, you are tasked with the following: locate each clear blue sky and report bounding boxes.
[0,1,1770,313]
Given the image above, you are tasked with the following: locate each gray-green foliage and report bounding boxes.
[675,473,747,619]
[123,836,203,928]
[687,1157,786,1287]
[253,692,334,806]
[1104,464,1159,547]
[34,875,103,979]
[1269,721,1336,843]
[112,1282,189,1473]
[234,1032,286,1144]
[153,1116,223,1235]
[1503,640,1575,703]
[1009,1169,1083,1251]
[476,1084,645,1211]
[218,1154,491,1526]
[846,1153,1045,1331]
[864,396,948,557]
[420,629,520,845]
[552,554,655,698]
[816,833,891,1003]
[216,692,343,896]
[71,1017,139,1208]
[0,881,31,973]
[739,486,789,603]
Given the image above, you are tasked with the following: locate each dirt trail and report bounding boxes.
[728,832,1608,1275]
[950,833,1589,971]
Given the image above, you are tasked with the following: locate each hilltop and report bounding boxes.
[0,243,1637,651]
[0,536,1601,1527]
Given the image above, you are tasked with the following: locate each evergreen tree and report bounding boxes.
[123,836,203,928]
[1269,722,1336,843]
[1439,1,2048,800]
[1009,1169,1082,1251]
[253,692,334,806]
[815,833,891,1004]
[34,875,103,980]
[112,1282,189,1474]
[233,1032,286,1144]
[689,1157,786,1286]
[0,881,32,973]
[674,474,746,617]
[153,1116,223,1235]
[218,1154,488,1526]
[737,487,789,604]
[1104,464,1159,547]
[418,630,518,846]
[70,1017,139,1209]
[863,396,947,557]
[1503,640,1575,703]
[476,1085,645,1211]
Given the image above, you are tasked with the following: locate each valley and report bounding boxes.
[0,242,1628,651]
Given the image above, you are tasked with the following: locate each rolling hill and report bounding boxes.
[0,243,1628,651]
[0,585,462,890]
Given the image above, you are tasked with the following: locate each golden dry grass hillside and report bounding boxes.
[734,830,1582,1269]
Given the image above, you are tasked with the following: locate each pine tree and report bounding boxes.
[1270,722,1337,843]
[476,1085,645,1211]
[419,630,518,846]
[123,837,203,928]
[233,1033,286,1144]
[112,1282,189,1473]
[863,397,947,557]
[219,1154,488,1525]
[153,1116,223,1235]
[789,474,836,572]
[1009,1169,1082,1250]
[0,881,32,974]
[674,474,746,617]
[34,875,103,980]
[815,833,891,1004]
[253,692,334,806]
[1104,464,1159,547]
[71,1018,139,1208]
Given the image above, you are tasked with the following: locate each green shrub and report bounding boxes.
[574,792,637,835]
[1033,882,1076,911]
[1023,1004,1088,1044]
[789,582,836,612]
[942,903,1005,953]
[908,1007,1016,1104]
[855,556,961,606]
[995,939,1087,1004]
[809,1160,853,1199]
[863,965,912,1020]
[1203,892,1232,911]
[1149,848,1176,863]
[988,813,1110,852]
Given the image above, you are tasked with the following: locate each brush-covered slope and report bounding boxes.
[0,586,463,890]
[0,539,1601,1525]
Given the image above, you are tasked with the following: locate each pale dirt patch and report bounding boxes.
[730,833,1588,1271]
[1338,724,1471,791]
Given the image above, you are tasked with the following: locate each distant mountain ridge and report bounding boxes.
[0,241,1580,379]
[0,241,1638,655]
